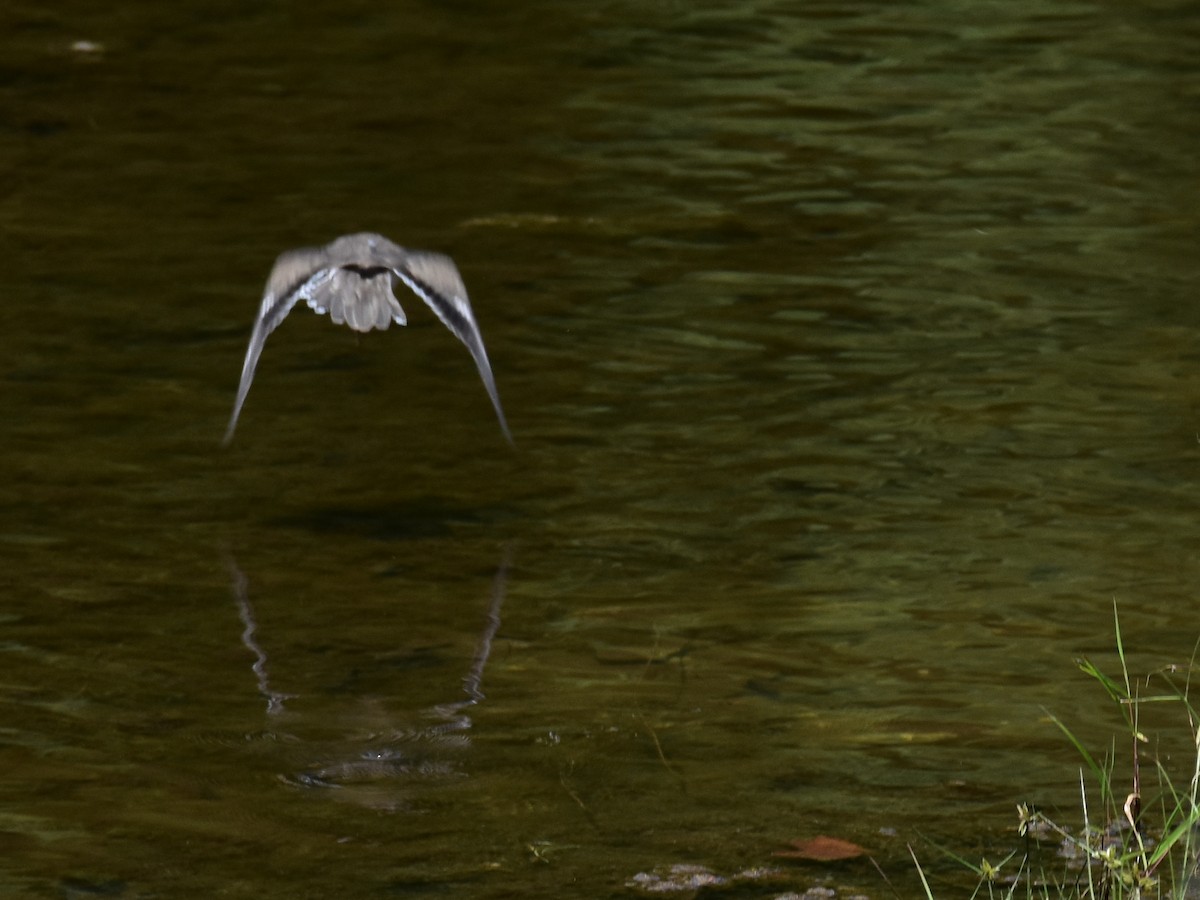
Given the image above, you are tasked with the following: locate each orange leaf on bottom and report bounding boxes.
[774,835,866,861]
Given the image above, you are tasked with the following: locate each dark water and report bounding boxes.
[3,1,1199,897]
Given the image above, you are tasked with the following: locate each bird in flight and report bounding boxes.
[223,232,511,447]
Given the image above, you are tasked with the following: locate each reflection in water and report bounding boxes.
[226,554,294,716]
[225,548,511,810]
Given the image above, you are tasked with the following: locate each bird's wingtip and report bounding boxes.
[493,405,515,448]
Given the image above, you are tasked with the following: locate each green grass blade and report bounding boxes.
[909,844,934,900]
[1044,708,1106,785]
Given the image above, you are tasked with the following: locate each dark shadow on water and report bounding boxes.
[267,497,499,541]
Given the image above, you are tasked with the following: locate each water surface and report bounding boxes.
[3,1,1199,897]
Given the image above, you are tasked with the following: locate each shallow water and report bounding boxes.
[3,1,1200,897]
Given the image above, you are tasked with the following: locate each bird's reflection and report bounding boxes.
[224,548,511,810]
[227,558,294,716]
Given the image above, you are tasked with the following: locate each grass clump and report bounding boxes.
[920,604,1200,900]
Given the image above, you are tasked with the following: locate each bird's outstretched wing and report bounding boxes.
[393,252,513,444]
[223,247,332,446]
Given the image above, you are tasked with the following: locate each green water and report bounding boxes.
[3,1,1199,897]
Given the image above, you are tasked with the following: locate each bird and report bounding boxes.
[223,232,511,447]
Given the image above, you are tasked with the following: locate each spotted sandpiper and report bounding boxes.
[223,232,511,446]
